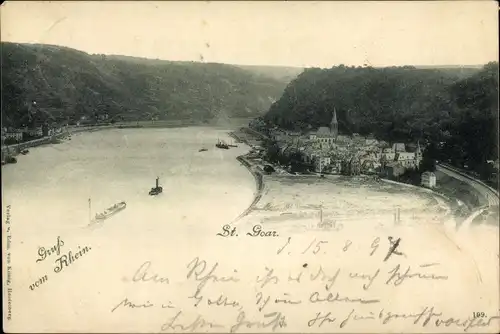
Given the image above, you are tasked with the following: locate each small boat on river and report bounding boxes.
[199,148,208,152]
[149,177,163,196]
[215,139,229,149]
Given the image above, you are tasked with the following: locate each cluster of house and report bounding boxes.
[253,109,438,187]
[75,113,110,126]
[2,124,67,144]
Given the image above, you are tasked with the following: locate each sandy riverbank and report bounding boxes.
[230,127,455,225]
[227,152,499,333]
[233,155,265,222]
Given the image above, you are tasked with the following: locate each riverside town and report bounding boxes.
[2,2,499,333]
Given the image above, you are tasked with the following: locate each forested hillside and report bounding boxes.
[234,65,304,83]
[1,42,289,128]
[264,63,499,169]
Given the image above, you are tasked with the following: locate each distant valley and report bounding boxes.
[1,42,301,128]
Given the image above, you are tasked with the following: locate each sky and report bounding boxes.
[1,1,498,68]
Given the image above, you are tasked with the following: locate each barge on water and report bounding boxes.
[88,199,127,225]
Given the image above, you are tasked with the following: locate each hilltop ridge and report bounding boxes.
[262,62,498,172]
[1,42,293,128]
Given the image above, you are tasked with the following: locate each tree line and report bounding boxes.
[263,63,499,178]
[1,42,288,129]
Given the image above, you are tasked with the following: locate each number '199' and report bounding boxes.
[473,312,486,318]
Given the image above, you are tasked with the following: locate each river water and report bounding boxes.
[2,127,259,332]
[2,127,255,236]
[3,127,499,333]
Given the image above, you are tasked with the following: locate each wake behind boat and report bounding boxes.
[88,199,127,225]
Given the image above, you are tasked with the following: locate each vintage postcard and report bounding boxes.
[2,1,499,333]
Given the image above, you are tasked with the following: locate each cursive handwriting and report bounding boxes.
[216,224,237,237]
[207,294,242,309]
[385,264,448,286]
[256,267,279,289]
[36,236,64,263]
[310,266,341,291]
[54,246,91,273]
[310,291,380,304]
[275,293,302,305]
[230,311,287,333]
[107,240,499,333]
[307,307,500,331]
[255,292,271,312]
[275,236,412,257]
[111,298,154,313]
[436,314,500,332]
[276,237,291,254]
[339,308,380,328]
[370,237,380,256]
[308,312,337,327]
[187,257,239,291]
[380,306,443,326]
[186,257,239,306]
[161,310,224,332]
[247,224,279,237]
[348,268,380,290]
[302,238,328,255]
[380,306,500,332]
[131,261,170,284]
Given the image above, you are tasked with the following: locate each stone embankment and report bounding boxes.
[1,132,68,160]
[1,124,119,161]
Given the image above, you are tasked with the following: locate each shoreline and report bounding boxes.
[4,133,498,333]
[2,119,253,152]
[229,127,470,227]
[1,132,70,161]
[1,122,242,163]
[232,155,265,223]
[229,128,267,223]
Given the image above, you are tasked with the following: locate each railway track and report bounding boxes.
[437,163,499,207]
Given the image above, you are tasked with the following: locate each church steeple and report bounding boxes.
[331,107,338,125]
[330,107,338,138]
[415,140,422,162]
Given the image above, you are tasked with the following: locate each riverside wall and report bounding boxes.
[1,124,119,161]
[1,131,69,160]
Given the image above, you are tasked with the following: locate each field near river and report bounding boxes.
[235,174,453,232]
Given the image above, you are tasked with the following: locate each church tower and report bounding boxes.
[330,107,338,139]
[415,140,423,165]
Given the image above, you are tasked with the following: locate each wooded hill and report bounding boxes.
[1,42,294,128]
[263,63,499,169]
